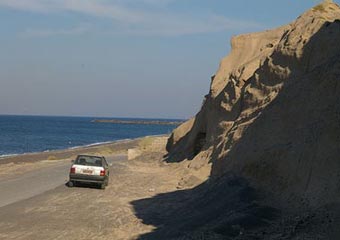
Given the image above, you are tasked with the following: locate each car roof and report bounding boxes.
[77,155,104,158]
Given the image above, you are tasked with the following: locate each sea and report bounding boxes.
[0,115,179,158]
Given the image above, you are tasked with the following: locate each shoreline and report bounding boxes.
[0,138,140,165]
[0,134,169,165]
[0,139,126,157]
[0,138,142,160]
[0,139,130,160]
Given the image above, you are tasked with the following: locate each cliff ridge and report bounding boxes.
[167,1,340,208]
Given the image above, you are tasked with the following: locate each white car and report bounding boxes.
[68,155,110,189]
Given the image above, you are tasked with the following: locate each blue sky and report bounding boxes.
[0,0,336,119]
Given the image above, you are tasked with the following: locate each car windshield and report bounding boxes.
[75,156,103,167]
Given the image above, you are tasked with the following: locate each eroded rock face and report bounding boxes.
[167,1,340,208]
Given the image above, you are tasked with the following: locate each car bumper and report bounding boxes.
[69,173,106,184]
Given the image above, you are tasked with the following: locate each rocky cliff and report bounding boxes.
[167,1,340,209]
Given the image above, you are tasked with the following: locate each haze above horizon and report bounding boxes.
[0,0,335,119]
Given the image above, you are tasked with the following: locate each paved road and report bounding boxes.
[0,154,126,208]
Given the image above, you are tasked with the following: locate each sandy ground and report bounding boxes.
[1,136,337,240]
[0,137,188,240]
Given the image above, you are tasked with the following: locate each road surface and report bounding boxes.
[0,154,126,208]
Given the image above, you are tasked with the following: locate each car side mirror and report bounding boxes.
[71,160,75,163]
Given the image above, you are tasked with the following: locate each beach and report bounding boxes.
[0,138,139,165]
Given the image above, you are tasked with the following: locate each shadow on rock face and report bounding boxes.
[132,175,281,239]
[132,175,339,239]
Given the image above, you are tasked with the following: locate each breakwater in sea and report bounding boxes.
[91,119,184,126]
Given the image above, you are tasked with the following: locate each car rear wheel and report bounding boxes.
[68,181,74,188]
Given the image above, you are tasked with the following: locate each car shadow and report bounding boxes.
[65,181,102,190]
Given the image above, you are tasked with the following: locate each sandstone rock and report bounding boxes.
[167,1,340,208]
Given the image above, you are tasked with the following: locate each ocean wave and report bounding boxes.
[84,141,115,147]
[68,139,131,150]
[0,153,19,159]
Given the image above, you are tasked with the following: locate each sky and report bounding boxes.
[0,0,337,119]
